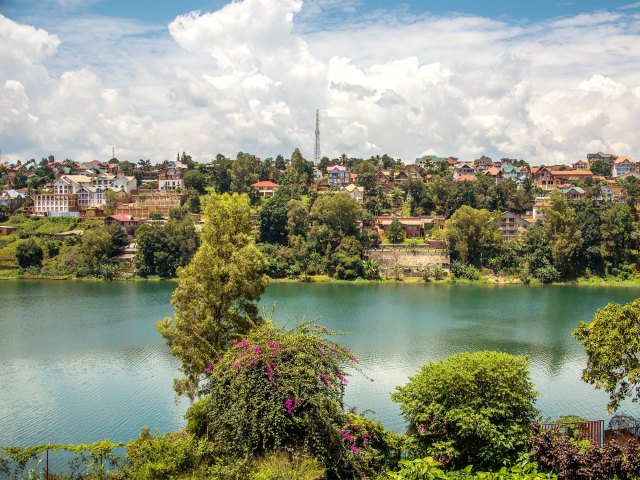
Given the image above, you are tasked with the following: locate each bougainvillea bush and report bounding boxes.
[185,320,401,478]
[529,427,640,480]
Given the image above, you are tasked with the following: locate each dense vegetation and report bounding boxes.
[4,192,640,479]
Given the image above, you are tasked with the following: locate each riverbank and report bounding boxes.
[3,268,640,287]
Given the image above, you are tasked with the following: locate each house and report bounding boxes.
[341,183,364,203]
[596,185,624,203]
[501,164,520,181]
[373,215,445,239]
[458,174,476,182]
[327,165,350,189]
[33,193,79,214]
[250,181,279,198]
[313,167,323,183]
[484,167,504,183]
[532,167,593,191]
[415,155,445,166]
[498,212,532,241]
[454,162,475,180]
[473,155,493,169]
[112,175,138,193]
[572,160,588,170]
[158,170,184,191]
[54,175,92,194]
[612,157,638,177]
[105,214,140,236]
[0,190,26,209]
[374,170,392,188]
[561,185,586,201]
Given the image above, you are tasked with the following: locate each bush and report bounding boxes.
[450,261,480,280]
[529,427,640,480]
[386,456,557,479]
[125,428,213,480]
[15,238,43,269]
[392,351,538,470]
[191,321,364,477]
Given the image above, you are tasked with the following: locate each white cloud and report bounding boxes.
[1,2,640,164]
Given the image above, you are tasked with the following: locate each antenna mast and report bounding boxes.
[314,109,320,164]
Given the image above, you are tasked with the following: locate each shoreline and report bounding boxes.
[2,271,640,287]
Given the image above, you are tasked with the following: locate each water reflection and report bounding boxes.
[1,280,639,444]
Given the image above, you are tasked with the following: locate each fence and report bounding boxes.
[539,420,605,447]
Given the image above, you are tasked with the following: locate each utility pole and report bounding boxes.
[112,146,115,160]
[314,109,320,164]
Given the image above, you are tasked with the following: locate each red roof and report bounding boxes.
[485,167,503,176]
[251,181,279,188]
[109,214,138,223]
[574,159,587,165]
[458,174,476,181]
[548,169,593,176]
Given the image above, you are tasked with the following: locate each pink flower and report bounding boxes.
[204,363,212,374]
[350,445,360,454]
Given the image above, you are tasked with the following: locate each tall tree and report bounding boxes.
[574,298,640,412]
[230,152,258,194]
[445,206,502,265]
[157,193,268,399]
[386,218,405,244]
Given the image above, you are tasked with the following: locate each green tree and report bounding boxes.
[445,206,502,265]
[259,192,291,244]
[333,236,364,280]
[310,193,363,239]
[386,218,405,244]
[183,170,207,194]
[600,203,634,272]
[15,238,43,269]
[392,351,538,470]
[289,148,313,185]
[157,193,268,399]
[589,160,612,177]
[231,152,258,194]
[81,227,113,271]
[573,298,640,412]
[286,199,309,238]
[543,193,583,278]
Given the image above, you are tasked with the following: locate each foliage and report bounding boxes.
[191,321,364,477]
[333,236,364,280]
[15,238,43,269]
[529,427,640,480]
[573,298,640,412]
[445,206,502,266]
[183,169,207,194]
[310,193,363,239]
[124,428,214,480]
[392,351,538,470]
[387,457,557,479]
[450,261,480,281]
[259,192,291,244]
[251,451,325,480]
[157,192,268,399]
[387,218,406,244]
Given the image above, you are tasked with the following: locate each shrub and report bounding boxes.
[529,427,640,480]
[392,351,538,470]
[450,261,480,280]
[190,321,364,477]
[15,238,43,269]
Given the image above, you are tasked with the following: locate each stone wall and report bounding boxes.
[366,248,450,277]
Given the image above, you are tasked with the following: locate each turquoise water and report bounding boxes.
[1,280,639,446]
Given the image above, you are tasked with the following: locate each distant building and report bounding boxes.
[341,183,364,203]
[105,214,140,236]
[612,156,638,177]
[250,181,279,198]
[498,212,532,241]
[327,165,350,189]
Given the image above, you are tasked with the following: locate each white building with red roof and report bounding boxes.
[250,180,279,198]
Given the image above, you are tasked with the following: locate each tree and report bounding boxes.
[600,203,634,272]
[289,148,313,185]
[386,218,405,244]
[259,192,291,244]
[15,238,43,269]
[80,227,113,271]
[310,193,363,239]
[210,155,233,193]
[590,160,612,177]
[573,298,640,412]
[183,170,207,194]
[286,199,309,238]
[157,193,268,399]
[230,152,258,194]
[392,351,538,470]
[445,206,502,265]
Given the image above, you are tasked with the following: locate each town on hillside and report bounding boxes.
[1,150,639,281]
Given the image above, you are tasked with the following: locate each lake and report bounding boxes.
[1,280,639,447]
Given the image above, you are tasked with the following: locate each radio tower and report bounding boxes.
[314,109,320,164]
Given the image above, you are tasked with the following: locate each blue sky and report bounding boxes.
[4,0,637,28]
[1,0,640,163]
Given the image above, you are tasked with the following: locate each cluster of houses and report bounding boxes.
[2,150,639,246]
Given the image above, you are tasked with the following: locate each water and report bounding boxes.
[1,280,639,447]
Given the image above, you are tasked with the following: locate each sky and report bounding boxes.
[1,0,640,165]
